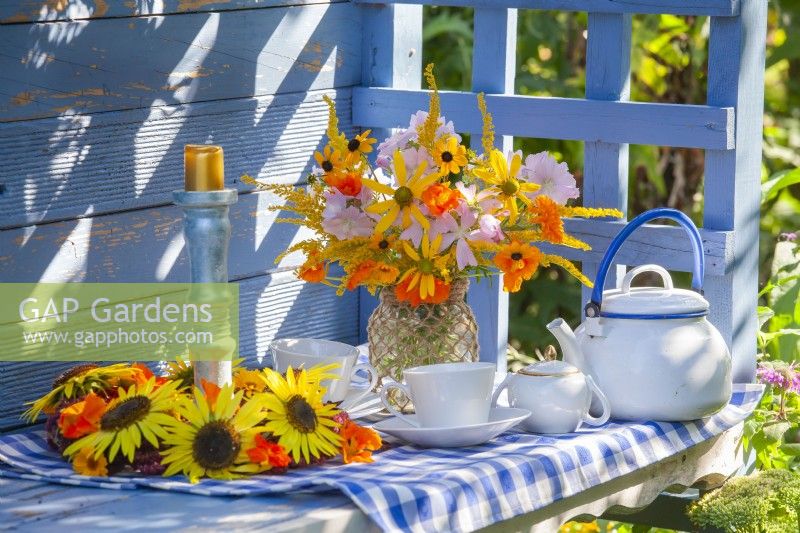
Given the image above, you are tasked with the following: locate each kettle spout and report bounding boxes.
[546,318,587,371]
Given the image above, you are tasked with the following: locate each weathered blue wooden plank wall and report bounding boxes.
[0,0,362,429]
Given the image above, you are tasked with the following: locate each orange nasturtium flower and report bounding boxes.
[58,392,107,439]
[131,363,169,388]
[298,253,327,283]
[432,135,468,176]
[395,274,451,306]
[532,195,565,244]
[346,260,399,291]
[72,446,109,477]
[421,183,463,217]
[494,241,543,293]
[340,419,382,464]
[324,170,363,197]
[247,434,292,469]
[200,379,222,411]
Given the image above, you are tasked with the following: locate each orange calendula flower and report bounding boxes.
[532,195,565,244]
[494,241,543,292]
[313,145,345,175]
[395,274,451,306]
[247,433,292,469]
[432,135,468,176]
[340,420,382,464]
[421,183,463,217]
[347,260,399,291]
[72,446,109,477]
[324,170,363,197]
[345,130,377,164]
[58,392,107,439]
[298,253,326,283]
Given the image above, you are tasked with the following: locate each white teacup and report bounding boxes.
[380,362,496,428]
[270,338,378,405]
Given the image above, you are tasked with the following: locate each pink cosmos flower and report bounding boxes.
[474,214,504,243]
[455,182,502,214]
[322,190,375,239]
[322,205,375,240]
[522,151,580,205]
[433,205,480,270]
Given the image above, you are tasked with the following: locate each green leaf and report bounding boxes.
[763,420,792,443]
[758,306,776,327]
[780,443,800,456]
[762,168,800,204]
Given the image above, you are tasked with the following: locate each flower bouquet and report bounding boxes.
[26,361,382,482]
[243,64,621,386]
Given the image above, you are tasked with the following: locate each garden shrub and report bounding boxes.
[687,470,800,533]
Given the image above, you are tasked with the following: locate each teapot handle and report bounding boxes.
[586,208,704,318]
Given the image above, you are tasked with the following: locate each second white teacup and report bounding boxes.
[381,362,496,428]
[270,338,378,406]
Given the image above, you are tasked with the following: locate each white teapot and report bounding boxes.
[547,208,732,422]
[492,360,610,434]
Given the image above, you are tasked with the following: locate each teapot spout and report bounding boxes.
[546,318,587,371]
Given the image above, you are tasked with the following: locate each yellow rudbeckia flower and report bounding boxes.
[398,232,448,300]
[363,150,440,234]
[432,135,468,176]
[474,149,540,225]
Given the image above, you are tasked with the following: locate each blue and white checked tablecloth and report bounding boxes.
[0,383,762,533]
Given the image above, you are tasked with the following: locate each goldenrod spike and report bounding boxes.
[477,93,495,156]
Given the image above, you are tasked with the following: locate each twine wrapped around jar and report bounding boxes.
[367,278,479,411]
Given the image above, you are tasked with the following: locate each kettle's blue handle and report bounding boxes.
[588,208,704,314]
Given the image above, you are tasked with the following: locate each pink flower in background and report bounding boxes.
[377,128,415,164]
[455,182,502,213]
[322,205,375,240]
[474,214,504,243]
[757,362,800,394]
[409,111,461,142]
[377,112,462,168]
[434,206,479,270]
[522,151,580,205]
[401,147,434,172]
[322,189,348,219]
[322,190,375,239]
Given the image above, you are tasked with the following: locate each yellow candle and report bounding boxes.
[184,144,224,191]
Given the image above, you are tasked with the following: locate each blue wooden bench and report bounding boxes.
[0,0,766,529]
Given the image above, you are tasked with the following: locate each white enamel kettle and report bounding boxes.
[546,208,732,421]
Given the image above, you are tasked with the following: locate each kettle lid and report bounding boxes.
[518,360,580,377]
[599,265,709,318]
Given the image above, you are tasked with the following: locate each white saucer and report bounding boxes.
[372,407,531,448]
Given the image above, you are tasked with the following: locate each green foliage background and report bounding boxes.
[422,2,800,359]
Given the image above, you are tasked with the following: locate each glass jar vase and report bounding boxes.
[367,278,479,409]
